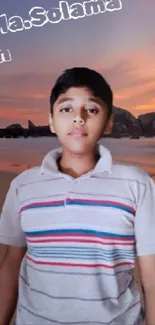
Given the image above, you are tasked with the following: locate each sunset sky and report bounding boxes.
[0,0,155,127]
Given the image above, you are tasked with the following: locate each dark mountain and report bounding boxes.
[4,124,25,138]
[0,107,154,138]
[111,106,143,138]
[28,120,52,137]
[138,112,155,137]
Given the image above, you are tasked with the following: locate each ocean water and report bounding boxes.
[0,137,154,179]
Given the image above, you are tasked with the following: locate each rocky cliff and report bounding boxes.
[0,107,154,138]
[111,106,143,138]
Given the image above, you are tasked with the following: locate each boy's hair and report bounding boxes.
[50,67,113,118]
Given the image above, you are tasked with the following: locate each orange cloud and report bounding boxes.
[133,98,155,111]
[99,47,155,116]
[1,47,155,126]
[33,94,48,99]
[114,80,155,101]
[0,108,48,127]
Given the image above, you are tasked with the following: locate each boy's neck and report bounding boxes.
[57,148,100,178]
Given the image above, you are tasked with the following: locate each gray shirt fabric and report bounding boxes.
[0,145,155,325]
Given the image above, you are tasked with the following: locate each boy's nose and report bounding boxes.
[73,114,84,125]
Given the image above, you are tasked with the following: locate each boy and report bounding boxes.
[0,67,155,325]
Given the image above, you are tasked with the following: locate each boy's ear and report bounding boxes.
[49,113,56,134]
[104,113,115,135]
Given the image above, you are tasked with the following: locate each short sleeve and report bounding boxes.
[135,174,155,256]
[0,179,27,247]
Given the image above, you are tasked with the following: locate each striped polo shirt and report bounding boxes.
[0,144,155,325]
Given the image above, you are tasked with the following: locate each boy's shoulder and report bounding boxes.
[11,165,43,189]
[112,161,150,184]
[10,146,59,189]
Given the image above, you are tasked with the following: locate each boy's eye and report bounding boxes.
[60,107,72,112]
[87,108,98,114]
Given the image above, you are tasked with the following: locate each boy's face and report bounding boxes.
[49,87,113,155]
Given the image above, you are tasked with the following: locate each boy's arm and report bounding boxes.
[138,254,155,325]
[0,179,27,324]
[134,173,155,325]
[0,245,27,325]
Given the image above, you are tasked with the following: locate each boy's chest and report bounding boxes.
[18,177,136,237]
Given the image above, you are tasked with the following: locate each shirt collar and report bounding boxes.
[40,143,112,177]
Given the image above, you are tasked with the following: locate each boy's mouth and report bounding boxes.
[68,130,88,137]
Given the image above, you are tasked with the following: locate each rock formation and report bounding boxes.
[0,107,154,138]
[111,106,143,138]
[138,112,155,137]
